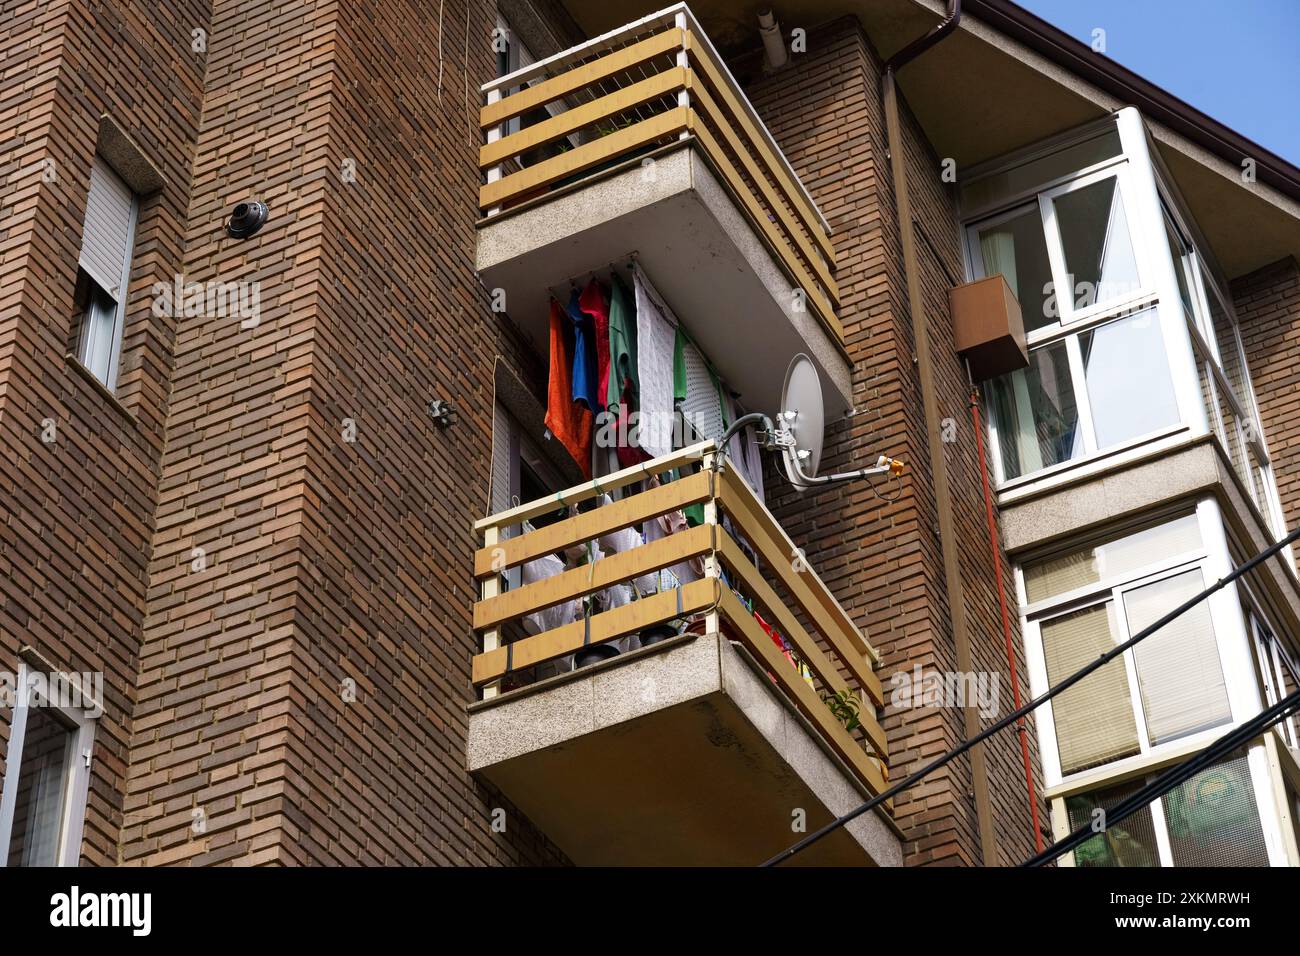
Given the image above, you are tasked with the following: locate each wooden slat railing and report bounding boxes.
[470,442,887,799]
[478,3,839,340]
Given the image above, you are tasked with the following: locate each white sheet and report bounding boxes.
[634,266,679,459]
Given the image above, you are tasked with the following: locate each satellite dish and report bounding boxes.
[719,354,903,490]
[779,353,825,489]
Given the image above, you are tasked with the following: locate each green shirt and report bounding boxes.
[607,275,638,411]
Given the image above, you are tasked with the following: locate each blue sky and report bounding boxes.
[1017,0,1300,165]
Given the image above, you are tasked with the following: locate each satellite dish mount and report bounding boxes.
[721,353,903,490]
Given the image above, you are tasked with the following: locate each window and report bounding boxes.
[75,157,138,392]
[0,664,96,867]
[1248,611,1299,750]
[987,308,1178,481]
[1025,513,1233,778]
[496,15,538,138]
[967,155,1180,484]
[975,206,1055,333]
[1066,753,1270,867]
[1078,310,1179,449]
[1050,174,1141,312]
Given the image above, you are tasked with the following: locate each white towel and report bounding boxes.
[634,267,679,459]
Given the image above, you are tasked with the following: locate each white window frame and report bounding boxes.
[967,162,1196,489]
[1019,500,1293,865]
[1051,742,1287,867]
[0,663,97,867]
[963,108,1273,498]
[983,304,1188,489]
[76,163,138,394]
[1243,598,1300,751]
[1037,163,1159,329]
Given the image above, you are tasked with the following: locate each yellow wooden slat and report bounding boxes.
[473,469,711,577]
[718,589,887,798]
[689,120,842,340]
[472,577,719,684]
[716,468,881,704]
[690,78,838,306]
[716,533,887,758]
[480,67,687,169]
[481,28,684,129]
[684,32,833,262]
[475,441,715,534]
[474,524,714,630]
[481,106,690,210]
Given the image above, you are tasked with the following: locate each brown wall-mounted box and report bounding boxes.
[948,274,1029,382]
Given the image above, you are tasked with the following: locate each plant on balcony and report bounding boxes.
[823,688,863,734]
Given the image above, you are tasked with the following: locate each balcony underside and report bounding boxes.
[476,142,853,419]
[467,631,901,867]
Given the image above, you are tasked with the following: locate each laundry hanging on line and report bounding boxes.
[544,297,593,479]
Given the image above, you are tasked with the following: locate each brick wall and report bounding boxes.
[741,18,1043,866]
[1233,257,1300,535]
[117,0,565,865]
[1,0,1050,868]
[0,0,209,865]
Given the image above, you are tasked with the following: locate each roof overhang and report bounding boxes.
[560,0,1300,280]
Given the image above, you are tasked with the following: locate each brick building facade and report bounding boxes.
[2,0,1298,867]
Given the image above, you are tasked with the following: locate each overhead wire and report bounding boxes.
[761,520,1300,866]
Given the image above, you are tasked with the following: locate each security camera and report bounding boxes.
[226,200,269,239]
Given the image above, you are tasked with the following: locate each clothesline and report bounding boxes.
[545,250,639,301]
[543,256,765,497]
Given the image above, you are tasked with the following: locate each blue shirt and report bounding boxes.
[566,288,599,412]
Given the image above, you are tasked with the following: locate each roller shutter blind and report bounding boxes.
[491,402,519,519]
[1124,570,1231,745]
[1041,602,1140,774]
[78,157,135,298]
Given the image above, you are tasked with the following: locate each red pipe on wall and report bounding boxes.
[970,388,1044,853]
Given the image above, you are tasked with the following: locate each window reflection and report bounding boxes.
[1079,310,1180,448]
[1054,176,1141,311]
[988,340,1081,479]
[977,208,1056,333]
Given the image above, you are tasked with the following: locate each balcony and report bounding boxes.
[466,442,900,866]
[476,3,852,418]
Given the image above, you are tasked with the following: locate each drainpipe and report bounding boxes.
[879,0,1006,866]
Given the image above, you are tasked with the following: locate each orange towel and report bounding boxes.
[545,298,593,478]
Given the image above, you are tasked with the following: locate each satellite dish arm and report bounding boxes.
[783,448,904,488]
[720,412,776,449]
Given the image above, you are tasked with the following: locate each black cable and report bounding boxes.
[760,522,1300,867]
[1022,685,1300,867]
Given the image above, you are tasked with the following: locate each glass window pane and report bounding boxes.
[1066,780,1161,867]
[7,708,74,867]
[1124,570,1231,745]
[1198,358,1224,446]
[1162,753,1269,866]
[1079,309,1180,448]
[1053,176,1141,311]
[987,340,1081,479]
[1207,290,1249,406]
[1216,390,1249,482]
[1042,603,1141,774]
[1024,513,1202,603]
[78,284,118,386]
[1162,211,1198,324]
[961,126,1122,212]
[976,207,1056,333]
